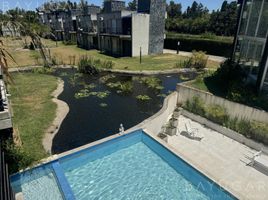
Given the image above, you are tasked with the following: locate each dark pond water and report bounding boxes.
[52,69,183,153]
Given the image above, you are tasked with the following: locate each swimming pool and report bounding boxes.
[11,130,236,200]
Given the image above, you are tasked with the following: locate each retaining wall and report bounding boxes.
[177,83,268,123]
[127,92,178,135]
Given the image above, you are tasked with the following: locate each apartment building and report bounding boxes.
[76,5,101,49]
[97,0,166,57]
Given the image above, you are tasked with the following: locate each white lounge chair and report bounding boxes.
[184,122,204,140]
[249,151,268,173]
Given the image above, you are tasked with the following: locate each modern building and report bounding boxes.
[76,5,101,49]
[233,0,268,93]
[38,0,166,57]
[38,9,68,41]
[97,0,166,57]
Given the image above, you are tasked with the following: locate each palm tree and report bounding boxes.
[0,17,53,68]
[0,39,15,83]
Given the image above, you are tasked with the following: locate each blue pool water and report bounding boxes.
[11,130,236,200]
[11,165,63,200]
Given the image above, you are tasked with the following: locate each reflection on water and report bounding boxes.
[52,69,182,153]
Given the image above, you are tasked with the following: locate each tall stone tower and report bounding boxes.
[138,0,166,55]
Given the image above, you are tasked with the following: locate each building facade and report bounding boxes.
[233,0,268,93]
[76,6,101,49]
[97,0,166,57]
[38,0,166,57]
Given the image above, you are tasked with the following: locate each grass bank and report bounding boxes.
[2,37,220,70]
[8,72,58,172]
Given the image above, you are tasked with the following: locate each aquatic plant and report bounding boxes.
[135,77,164,90]
[84,83,96,89]
[178,74,191,81]
[136,95,151,101]
[99,103,108,107]
[77,55,99,75]
[59,72,68,77]
[99,74,116,83]
[75,92,90,99]
[89,91,110,99]
[106,81,133,93]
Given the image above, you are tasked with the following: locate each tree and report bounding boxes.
[167,1,182,18]
[128,0,137,11]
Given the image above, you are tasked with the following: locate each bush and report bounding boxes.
[205,104,229,125]
[190,50,208,70]
[102,60,114,69]
[184,96,205,116]
[3,141,35,173]
[32,67,55,74]
[78,56,115,74]
[63,40,76,45]
[77,56,99,75]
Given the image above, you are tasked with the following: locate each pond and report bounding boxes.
[52,69,184,153]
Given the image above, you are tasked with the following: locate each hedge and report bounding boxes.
[164,37,233,57]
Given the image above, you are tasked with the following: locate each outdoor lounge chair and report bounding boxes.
[249,151,268,173]
[184,122,204,140]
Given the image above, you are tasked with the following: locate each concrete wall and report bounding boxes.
[127,92,178,135]
[177,83,268,123]
[131,13,150,57]
[182,109,268,154]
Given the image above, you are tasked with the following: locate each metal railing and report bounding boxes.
[0,147,15,200]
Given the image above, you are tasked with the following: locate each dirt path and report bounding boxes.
[42,78,69,154]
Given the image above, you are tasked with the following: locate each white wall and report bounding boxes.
[177,83,268,123]
[131,13,150,57]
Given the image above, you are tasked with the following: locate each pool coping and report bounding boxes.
[10,128,240,200]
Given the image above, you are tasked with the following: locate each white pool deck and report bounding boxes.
[155,115,268,200]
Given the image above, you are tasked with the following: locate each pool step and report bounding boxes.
[52,162,76,200]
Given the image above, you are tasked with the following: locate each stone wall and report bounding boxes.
[148,0,166,55]
[177,83,268,123]
[104,0,125,13]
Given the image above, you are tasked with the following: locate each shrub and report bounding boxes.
[32,67,55,74]
[205,104,229,125]
[77,56,99,75]
[191,50,208,70]
[102,60,114,69]
[3,141,35,173]
[249,122,268,145]
[63,40,76,45]
[184,96,205,116]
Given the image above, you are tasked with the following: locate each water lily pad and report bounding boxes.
[136,95,151,101]
[99,103,108,107]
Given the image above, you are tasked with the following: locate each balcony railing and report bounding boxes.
[0,147,15,200]
[100,27,123,35]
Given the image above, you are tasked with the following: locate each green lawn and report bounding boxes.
[9,72,58,171]
[50,43,220,70]
[1,37,220,70]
